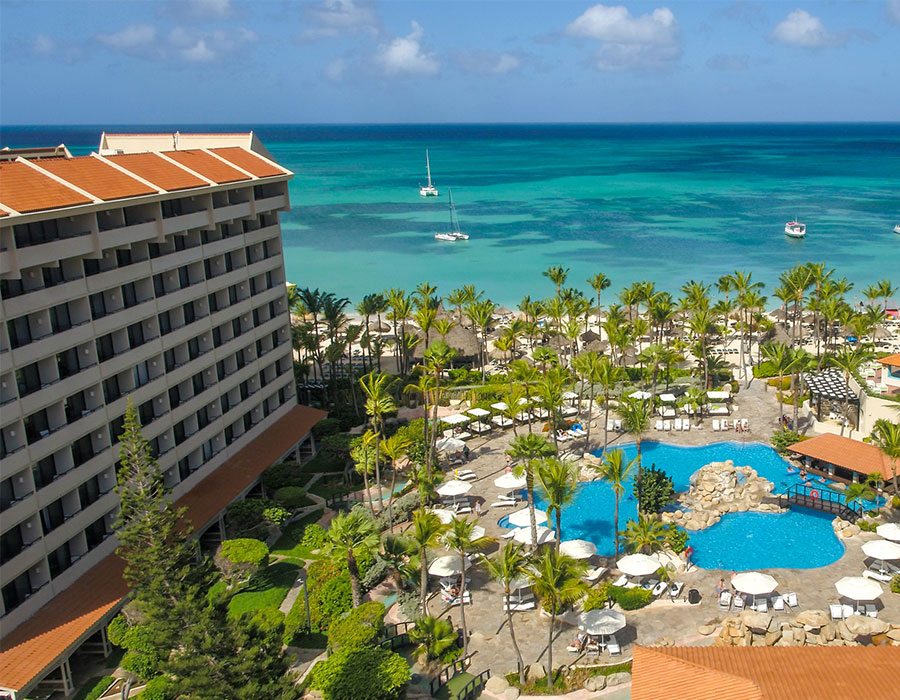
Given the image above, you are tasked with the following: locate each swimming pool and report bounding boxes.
[531,441,847,570]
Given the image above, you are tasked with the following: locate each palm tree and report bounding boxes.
[595,356,623,454]
[447,285,480,325]
[618,397,653,483]
[526,548,586,681]
[594,449,637,556]
[297,287,326,380]
[637,343,667,407]
[424,340,458,474]
[404,372,436,463]
[443,518,492,656]
[360,371,397,504]
[381,533,417,590]
[410,508,448,614]
[531,346,557,378]
[826,346,873,434]
[688,307,716,389]
[414,305,437,350]
[507,433,557,547]
[381,432,411,532]
[323,510,380,607]
[350,431,378,517]
[572,351,602,449]
[587,272,611,325]
[872,419,900,495]
[543,265,569,298]
[787,348,815,431]
[761,342,792,429]
[622,513,670,554]
[409,615,457,664]
[511,359,541,435]
[844,481,874,509]
[483,543,530,683]
[535,366,570,451]
[535,458,579,550]
[465,299,496,382]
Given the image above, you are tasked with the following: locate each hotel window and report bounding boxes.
[138,400,155,426]
[13,219,60,247]
[83,258,102,277]
[24,410,51,444]
[16,363,42,398]
[96,334,115,363]
[64,391,89,423]
[158,310,174,336]
[89,292,109,320]
[161,199,185,218]
[153,272,167,297]
[1,477,17,510]
[78,475,102,508]
[2,571,35,613]
[32,455,57,490]
[48,541,74,579]
[71,433,96,468]
[40,499,66,534]
[43,266,65,288]
[164,348,177,372]
[133,360,151,388]
[57,348,81,380]
[121,282,139,309]
[84,515,110,550]
[7,315,32,349]
[103,376,122,404]
[108,415,125,446]
[49,302,73,334]
[127,322,145,349]
[0,525,25,565]
[116,248,134,267]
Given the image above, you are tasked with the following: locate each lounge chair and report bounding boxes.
[754,599,768,613]
[865,604,877,618]
[717,591,732,610]
[712,420,720,432]
[772,595,785,613]
[674,418,682,431]
[442,592,472,606]
[785,592,799,610]
[456,505,473,514]
[664,421,672,431]
[490,501,517,508]
[669,582,684,600]
[652,581,668,597]
[498,494,518,502]
[612,575,629,587]
[501,529,518,538]
[607,420,615,432]
[614,419,623,432]
[830,604,843,621]
[584,566,608,584]
[732,594,745,610]
[606,636,621,656]
[842,604,854,619]
[683,420,691,432]
[720,419,730,430]
[863,569,892,582]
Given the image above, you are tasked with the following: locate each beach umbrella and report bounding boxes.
[507,508,547,527]
[616,553,660,578]
[562,391,579,400]
[516,397,529,406]
[560,539,598,559]
[513,526,556,545]
[436,480,472,497]
[429,508,456,524]
[442,413,470,425]
[628,391,651,400]
[876,523,900,542]
[659,393,677,403]
[467,407,490,418]
[429,555,464,577]
[861,540,900,572]
[835,576,883,602]
[491,402,509,411]
[731,572,778,597]
[435,436,466,453]
[494,472,527,489]
[577,609,626,636]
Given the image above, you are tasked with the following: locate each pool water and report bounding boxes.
[531,441,847,570]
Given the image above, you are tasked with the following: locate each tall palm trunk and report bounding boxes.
[363,441,377,518]
[386,465,397,533]
[613,491,621,556]
[419,546,430,614]
[373,421,383,512]
[602,388,611,456]
[546,608,555,681]
[459,556,469,656]
[585,383,595,449]
[348,551,362,608]
[777,371,785,430]
[526,465,538,549]
[505,583,526,683]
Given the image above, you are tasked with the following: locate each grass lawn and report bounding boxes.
[270,510,325,560]
[227,562,300,618]
[435,672,474,700]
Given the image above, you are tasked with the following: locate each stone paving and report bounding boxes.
[400,377,900,682]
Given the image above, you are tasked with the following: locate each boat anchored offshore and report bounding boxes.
[785,220,806,238]
[419,150,439,197]
[435,188,468,241]
[893,224,900,234]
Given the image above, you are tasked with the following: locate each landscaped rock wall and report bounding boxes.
[659,461,782,531]
[706,609,900,647]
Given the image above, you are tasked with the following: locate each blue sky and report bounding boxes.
[2,0,898,124]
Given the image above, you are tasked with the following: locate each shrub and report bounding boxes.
[314,417,342,438]
[262,461,305,490]
[226,498,283,538]
[634,465,675,514]
[397,590,421,621]
[327,601,386,650]
[216,538,269,582]
[310,646,410,700]
[275,486,311,510]
[121,651,159,680]
[283,591,311,646]
[140,676,176,700]
[301,523,327,550]
[857,519,877,533]
[666,528,690,553]
[263,504,290,526]
[770,430,804,456]
[583,587,610,612]
[360,557,391,592]
[890,575,900,595]
[74,676,114,700]
[106,614,129,647]
[892,495,900,510]
[610,585,653,610]
[308,560,353,633]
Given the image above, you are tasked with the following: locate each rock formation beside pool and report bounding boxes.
[709,609,900,647]
[660,460,782,531]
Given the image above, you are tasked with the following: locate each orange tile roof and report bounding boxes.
[209,147,286,178]
[163,149,251,185]
[877,353,900,368]
[633,646,900,700]
[33,157,156,201]
[0,404,325,694]
[103,152,208,191]
[0,161,93,213]
[787,433,892,476]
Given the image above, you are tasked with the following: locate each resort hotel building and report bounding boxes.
[0,133,325,699]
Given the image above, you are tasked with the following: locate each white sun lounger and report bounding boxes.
[732,594,745,610]
[501,529,518,538]
[712,420,720,432]
[612,575,629,587]
[664,421,672,431]
[683,420,690,432]
[652,581,668,597]
[606,636,621,656]
[584,566,608,583]
[718,591,732,610]
[830,603,843,621]
[741,418,749,431]
[614,419,623,432]
[655,420,663,431]
[669,582,684,600]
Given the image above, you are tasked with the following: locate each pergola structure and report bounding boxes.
[802,369,860,427]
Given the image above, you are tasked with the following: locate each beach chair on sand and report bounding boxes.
[674,418,682,431]
[652,581,668,597]
[655,420,663,431]
[606,636,621,656]
[712,420,720,432]
[669,582,684,601]
[785,592,799,610]
[732,594,745,610]
[718,591,732,610]
[490,501,517,509]
[584,567,608,584]
[741,418,749,431]
[830,604,844,621]
[683,420,691,432]
[772,595,786,613]
[612,575,629,587]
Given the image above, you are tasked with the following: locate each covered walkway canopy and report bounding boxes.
[787,433,892,481]
[801,369,860,426]
[0,404,326,699]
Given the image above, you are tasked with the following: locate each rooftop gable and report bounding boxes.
[163,149,252,185]
[0,161,93,213]
[33,156,157,201]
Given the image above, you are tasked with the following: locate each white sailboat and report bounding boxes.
[419,150,439,197]
[784,220,806,238]
[893,224,900,234]
[435,188,469,241]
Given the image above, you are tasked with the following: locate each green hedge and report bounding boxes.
[585,584,654,611]
[219,538,269,568]
[275,486,312,510]
[72,676,114,700]
[307,559,352,633]
[140,675,176,700]
[270,511,326,559]
[310,646,410,700]
[262,461,305,490]
[327,601,386,650]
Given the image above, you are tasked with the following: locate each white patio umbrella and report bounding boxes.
[507,508,547,527]
[835,576,883,602]
[659,393,677,403]
[616,553,660,578]
[560,539,598,559]
[731,572,778,605]
[491,402,509,411]
[577,609,626,636]
[876,523,900,542]
[513,526,556,545]
[435,436,466,453]
[428,555,465,577]
[628,391,651,400]
[436,480,472,497]
[494,472,527,489]
[861,540,900,572]
[442,413,470,425]
[467,407,491,418]
[562,391,579,400]
[429,507,456,524]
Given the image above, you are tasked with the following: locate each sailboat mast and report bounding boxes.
[448,188,454,232]
[425,150,433,187]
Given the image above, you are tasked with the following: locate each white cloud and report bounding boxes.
[186,0,232,18]
[324,58,346,82]
[302,0,379,40]
[97,24,157,53]
[771,9,842,48]
[565,4,680,71]
[375,21,439,76]
[888,0,900,25]
[33,34,54,56]
[455,50,522,76]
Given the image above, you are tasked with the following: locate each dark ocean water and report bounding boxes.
[3,123,898,305]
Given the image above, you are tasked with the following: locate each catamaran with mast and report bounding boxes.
[419,150,439,197]
[434,188,469,241]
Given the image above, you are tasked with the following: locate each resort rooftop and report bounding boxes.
[787,433,893,477]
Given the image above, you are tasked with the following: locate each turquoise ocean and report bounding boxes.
[4,124,898,306]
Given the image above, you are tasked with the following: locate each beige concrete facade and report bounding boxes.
[0,136,298,633]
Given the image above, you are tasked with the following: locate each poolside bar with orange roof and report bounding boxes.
[787,433,893,483]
